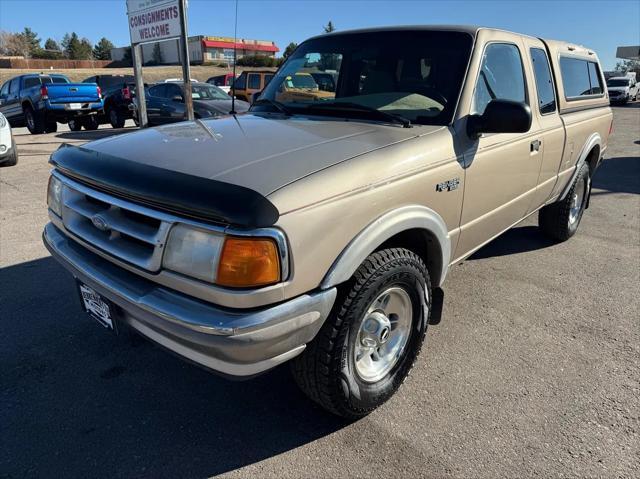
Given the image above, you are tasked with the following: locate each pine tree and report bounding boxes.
[93,37,114,60]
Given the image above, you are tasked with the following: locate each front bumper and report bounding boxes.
[43,223,336,377]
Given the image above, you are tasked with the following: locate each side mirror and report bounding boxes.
[251,90,263,105]
[467,99,532,139]
[172,95,184,102]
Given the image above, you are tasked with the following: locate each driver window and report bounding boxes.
[473,43,526,115]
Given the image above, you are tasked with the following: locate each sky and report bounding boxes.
[1,0,639,69]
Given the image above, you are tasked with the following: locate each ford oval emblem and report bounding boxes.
[91,214,109,231]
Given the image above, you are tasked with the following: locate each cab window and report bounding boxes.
[148,84,167,97]
[473,43,527,115]
[23,77,41,89]
[530,48,556,114]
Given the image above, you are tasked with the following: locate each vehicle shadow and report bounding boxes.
[591,156,640,196]
[468,226,556,260]
[55,127,136,141]
[0,257,347,478]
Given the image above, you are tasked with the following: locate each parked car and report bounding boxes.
[206,73,236,93]
[0,74,103,134]
[607,76,638,104]
[231,70,275,102]
[44,26,612,419]
[274,73,335,102]
[163,78,199,83]
[135,82,249,125]
[82,74,137,128]
[0,112,17,166]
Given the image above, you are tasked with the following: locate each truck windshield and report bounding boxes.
[607,79,630,87]
[256,30,473,125]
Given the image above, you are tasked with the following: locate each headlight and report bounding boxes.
[163,224,224,283]
[0,113,6,128]
[47,175,63,216]
[163,224,282,288]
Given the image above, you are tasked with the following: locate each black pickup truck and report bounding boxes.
[82,75,137,129]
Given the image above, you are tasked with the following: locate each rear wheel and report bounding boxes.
[68,118,83,131]
[291,248,431,419]
[24,107,45,134]
[108,108,125,129]
[539,162,590,241]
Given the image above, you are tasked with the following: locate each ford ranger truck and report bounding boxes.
[0,74,103,134]
[43,26,612,419]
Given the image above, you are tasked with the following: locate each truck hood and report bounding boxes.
[84,113,427,196]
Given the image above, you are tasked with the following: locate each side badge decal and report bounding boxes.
[436,178,460,192]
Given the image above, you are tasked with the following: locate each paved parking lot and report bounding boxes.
[1,107,638,478]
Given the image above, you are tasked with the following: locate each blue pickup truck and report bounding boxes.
[0,74,103,134]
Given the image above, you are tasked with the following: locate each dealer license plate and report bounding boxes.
[78,282,114,330]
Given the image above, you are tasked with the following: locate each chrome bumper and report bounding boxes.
[43,223,336,377]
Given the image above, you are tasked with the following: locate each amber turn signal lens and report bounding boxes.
[217,237,280,288]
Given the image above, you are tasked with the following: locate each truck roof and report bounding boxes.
[310,25,599,56]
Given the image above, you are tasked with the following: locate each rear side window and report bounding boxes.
[530,48,556,114]
[560,57,603,98]
[587,62,603,94]
[23,77,40,88]
[248,73,261,90]
[473,43,527,115]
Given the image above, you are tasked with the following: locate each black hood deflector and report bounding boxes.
[50,143,279,228]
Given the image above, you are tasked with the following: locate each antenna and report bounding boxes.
[230,0,239,114]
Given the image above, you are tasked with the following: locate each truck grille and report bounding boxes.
[59,177,172,272]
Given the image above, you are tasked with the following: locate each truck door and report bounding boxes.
[522,39,566,210]
[455,35,542,259]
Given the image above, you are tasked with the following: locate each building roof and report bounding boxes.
[202,39,279,53]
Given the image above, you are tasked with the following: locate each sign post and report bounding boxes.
[126,0,192,126]
[178,0,194,121]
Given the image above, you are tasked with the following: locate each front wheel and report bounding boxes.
[291,248,431,419]
[539,162,590,241]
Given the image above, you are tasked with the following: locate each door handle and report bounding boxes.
[530,139,542,152]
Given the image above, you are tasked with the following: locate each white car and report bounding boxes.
[607,76,638,104]
[0,112,17,167]
[162,78,199,83]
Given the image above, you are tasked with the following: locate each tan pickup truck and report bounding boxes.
[44,26,612,419]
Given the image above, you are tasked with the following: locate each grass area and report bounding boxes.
[0,65,276,84]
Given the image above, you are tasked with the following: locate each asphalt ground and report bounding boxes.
[1,106,638,478]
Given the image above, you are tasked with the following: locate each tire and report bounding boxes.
[291,248,431,419]
[24,106,45,134]
[539,162,590,242]
[83,115,99,131]
[68,118,83,131]
[108,108,125,129]
[45,120,57,133]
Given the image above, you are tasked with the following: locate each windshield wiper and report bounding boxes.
[251,98,292,116]
[304,101,412,128]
